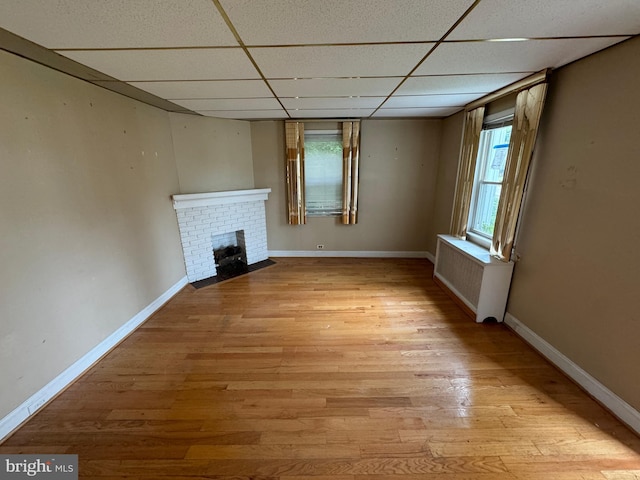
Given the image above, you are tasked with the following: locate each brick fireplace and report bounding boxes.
[172,189,271,283]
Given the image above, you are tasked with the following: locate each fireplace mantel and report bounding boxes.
[172,188,271,210]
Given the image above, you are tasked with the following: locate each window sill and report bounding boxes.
[465,231,492,251]
[306,213,341,217]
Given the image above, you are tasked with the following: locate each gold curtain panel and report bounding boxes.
[450,107,485,238]
[342,121,360,225]
[491,82,548,261]
[285,121,306,225]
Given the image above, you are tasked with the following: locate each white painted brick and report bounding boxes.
[175,198,269,281]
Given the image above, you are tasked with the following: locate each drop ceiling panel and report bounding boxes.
[384,94,483,109]
[1,1,638,121]
[449,0,640,40]
[373,107,461,117]
[291,109,375,119]
[197,109,288,119]
[397,73,531,96]
[172,98,281,111]
[270,78,402,98]
[58,48,260,81]
[281,97,384,110]
[128,80,273,99]
[221,0,475,45]
[415,38,629,75]
[250,44,433,79]
[0,0,237,48]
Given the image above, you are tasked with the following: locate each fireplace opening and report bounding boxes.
[214,244,248,279]
[212,230,248,281]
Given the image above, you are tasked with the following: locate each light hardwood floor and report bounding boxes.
[2,257,640,479]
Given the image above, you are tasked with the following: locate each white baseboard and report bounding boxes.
[504,312,640,435]
[0,275,188,442]
[269,250,433,259]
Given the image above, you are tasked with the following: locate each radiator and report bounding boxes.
[434,234,514,323]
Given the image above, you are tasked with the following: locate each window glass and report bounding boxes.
[304,132,343,216]
[469,125,512,238]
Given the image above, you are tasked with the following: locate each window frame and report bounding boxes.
[467,110,514,249]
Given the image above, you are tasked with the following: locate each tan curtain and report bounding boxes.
[285,121,306,225]
[342,120,360,225]
[450,107,485,237]
[491,82,548,260]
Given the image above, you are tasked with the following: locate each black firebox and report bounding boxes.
[213,245,248,280]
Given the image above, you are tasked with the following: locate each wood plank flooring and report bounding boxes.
[2,257,640,479]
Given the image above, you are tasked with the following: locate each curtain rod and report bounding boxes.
[465,68,552,111]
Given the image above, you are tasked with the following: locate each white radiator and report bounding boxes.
[434,234,514,323]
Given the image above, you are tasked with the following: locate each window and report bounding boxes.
[303,130,343,216]
[468,119,512,244]
[285,120,360,225]
[451,75,548,260]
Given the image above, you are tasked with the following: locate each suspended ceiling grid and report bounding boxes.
[0,0,638,120]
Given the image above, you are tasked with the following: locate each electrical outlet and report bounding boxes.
[317,244,325,250]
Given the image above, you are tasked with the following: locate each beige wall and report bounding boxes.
[506,36,640,411]
[427,111,464,253]
[169,113,254,194]
[0,51,186,419]
[252,119,442,253]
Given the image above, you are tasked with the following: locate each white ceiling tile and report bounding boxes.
[221,0,475,45]
[384,94,482,108]
[0,0,237,48]
[270,78,402,98]
[281,97,385,110]
[414,38,628,75]
[397,73,530,95]
[449,0,640,40]
[172,98,280,111]
[290,109,375,119]
[373,107,461,117]
[2,0,637,120]
[197,110,289,120]
[128,80,273,99]
[57,49,260,81]
[250,44,432,79]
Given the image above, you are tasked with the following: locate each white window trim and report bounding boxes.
[305,129,341,135]
[466,107,514,250]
